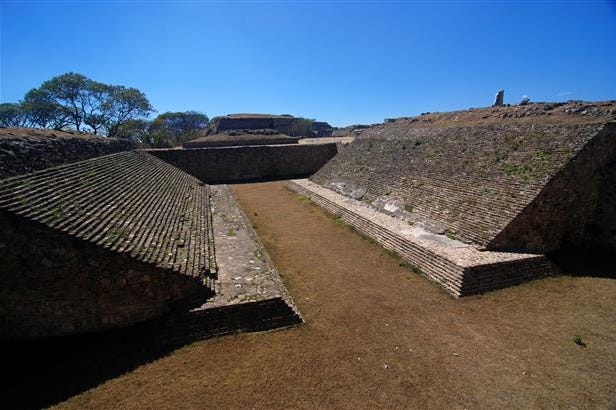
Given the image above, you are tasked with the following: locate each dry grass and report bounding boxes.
[52,181,616,409]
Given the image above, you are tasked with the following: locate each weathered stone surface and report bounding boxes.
[184,132,298,148]
[289,179,557,297]
[206,114,298,136]
[332,101,616,138]
[493,89,504,107]
[0,150,215,277]
[311,122,616,253]
[0,150,219,339]
[0,127,134,179]
[149,143,338,184]
[0,211,210,339]
[203,184,301,317]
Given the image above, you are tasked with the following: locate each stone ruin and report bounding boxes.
[0,129,303,340]
[0,127,134,179]
[289,120,616,296]
[184,130,299,149]
[493,89,504,107]
[205,113,298,136]
[2,101,615,338]
[204,113,334,139]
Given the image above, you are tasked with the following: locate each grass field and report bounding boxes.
[44,181,616,408]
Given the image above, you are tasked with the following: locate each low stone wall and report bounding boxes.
[184,135,298,148]
[0,212,210,340]
[148,143,338,183]
[0,128,134,179]
[288,180,557,297]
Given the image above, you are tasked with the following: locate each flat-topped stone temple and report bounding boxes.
[203,113,334,138]
[205,113,301,136]
[184,130,299,148]
[290,121,616,296]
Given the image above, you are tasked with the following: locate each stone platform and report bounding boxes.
[288,179,558,297]
[171,184,302,340]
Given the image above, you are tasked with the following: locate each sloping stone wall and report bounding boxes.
[311,123,616,252]
[149,143,338,184]
[0,151,216,278]
[0,212,210,340]
[490,123,616,252]
[0,128,134,179]
[288,180,557,297]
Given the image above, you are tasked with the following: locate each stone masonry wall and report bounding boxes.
[208,116,297,135]
[288,180,556,297]
[0,212,210,340]
[184,135,298,148]
[490,123,616,252]
[311,123,612,252]
[0,128,134,179]
[149,143,338,184]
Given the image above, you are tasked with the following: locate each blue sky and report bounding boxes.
[1,1,615,127]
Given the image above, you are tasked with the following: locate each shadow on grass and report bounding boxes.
[2,319,187,409]
[549,248,616,279]
[1,298,300,409]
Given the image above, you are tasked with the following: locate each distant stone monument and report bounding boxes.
[520,95,530,105]
[492,89,504,107]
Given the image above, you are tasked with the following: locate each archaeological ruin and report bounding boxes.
[1,101,615,340]
[0,127,309,340]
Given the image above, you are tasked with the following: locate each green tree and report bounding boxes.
[81,81,113,135]
[36,72,90,130]
[22,88,71,129]
[114,119,150,142]
[147,111,209,147]
[17,72,154,136]
[102,86,155,137]
[0,103,27,127]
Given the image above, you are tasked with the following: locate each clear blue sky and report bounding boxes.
[1,1,615,127]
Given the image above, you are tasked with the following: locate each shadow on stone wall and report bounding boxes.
[2,299,299,408]
[148,143,338,184]
[549,248,616,279]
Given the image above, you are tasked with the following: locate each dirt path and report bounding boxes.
[60,181,616,409]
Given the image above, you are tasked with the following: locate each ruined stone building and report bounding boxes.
[0,128,325,340]
[290,114,616,296]
[2,101,615,339]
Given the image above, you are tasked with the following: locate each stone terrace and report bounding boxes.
[289,179,556,297]
[311,123,616,253]
[184,132,298,148]
[206,114,297,136]
[0,147,302,339]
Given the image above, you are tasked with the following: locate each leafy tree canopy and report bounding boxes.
[148,111,209,147]
[2,72,155,137]
[0,103,27,127]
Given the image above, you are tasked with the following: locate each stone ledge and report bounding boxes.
[189,184,302,333]
[288,179,558,297]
